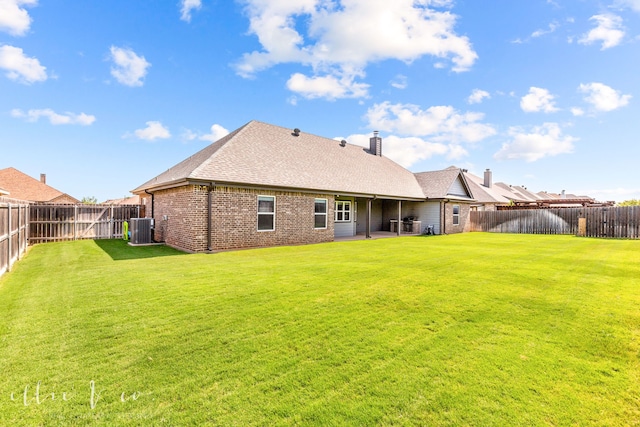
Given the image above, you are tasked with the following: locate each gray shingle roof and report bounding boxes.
[133,120,426,199]
[463,171,514,204]
[414,167,474,200]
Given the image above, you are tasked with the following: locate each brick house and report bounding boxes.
[0,167,79,204]
[132,120,474,252]
[413,166,475,234]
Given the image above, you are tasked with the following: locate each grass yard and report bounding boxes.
[0,233,639,426]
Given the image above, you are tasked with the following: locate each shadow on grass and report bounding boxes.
[93,239,188,261]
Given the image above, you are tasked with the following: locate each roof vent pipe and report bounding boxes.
[292,128,300,137]
[483,168,492,188]
[340,140,347,147]
[369,131,382,156]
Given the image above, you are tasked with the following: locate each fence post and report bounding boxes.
[7,203,12,272]
[17,204,21,261]
[577,217,586,237]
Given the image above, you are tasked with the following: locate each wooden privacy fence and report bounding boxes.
[470,206,640,239]
[29,204,142,244]
[0,199,30,277]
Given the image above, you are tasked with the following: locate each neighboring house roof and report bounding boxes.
[493,182,538,202]
[414,166,474,201]
[134,120,426,200]
[102,195,140,205]
[463,171,515,204]
[0,167,79,203]
[0,186,9,196]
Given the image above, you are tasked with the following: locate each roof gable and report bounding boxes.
[414,167,473,200]
[134,120,426,199]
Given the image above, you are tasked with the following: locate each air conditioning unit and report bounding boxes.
[130,218,153,244]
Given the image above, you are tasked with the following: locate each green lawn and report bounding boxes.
[0,234,639,426]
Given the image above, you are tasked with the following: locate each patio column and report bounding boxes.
[366,198,372,239]
[397,200,402,236]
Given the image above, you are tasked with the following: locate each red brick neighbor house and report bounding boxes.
[0,168,79,204]
[133,120,469,252]
[102,195,141,205]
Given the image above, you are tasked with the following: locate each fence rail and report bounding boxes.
[29,204,141,244]
[470,206,640,239]
[0,200,30,277]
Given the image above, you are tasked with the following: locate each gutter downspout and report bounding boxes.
[144,189,155,242]
[207,183,214,252]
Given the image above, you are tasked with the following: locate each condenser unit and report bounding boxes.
[130,218,153,244]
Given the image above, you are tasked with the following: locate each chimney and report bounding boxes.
[561,190,566,199]
[483,169,492,188]
[40,173,46,184]
[369,131,382,156]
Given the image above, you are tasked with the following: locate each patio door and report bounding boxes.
[334,198,355,237]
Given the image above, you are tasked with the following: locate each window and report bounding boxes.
[453,204,460,226]
[335,201,351,222]
[314,199,327,229]
[257,196,275,231]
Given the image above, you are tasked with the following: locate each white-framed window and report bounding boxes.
[453,204,460,226]
[335,201,351,222]
[314,199,328,229]
[257,195,275,231]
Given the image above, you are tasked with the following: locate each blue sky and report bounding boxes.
[1,0,639,203]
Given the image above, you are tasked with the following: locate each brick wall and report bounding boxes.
[210,186,334,251]
[145,185,335,252]
[443,202,472,234]
[151,185,209,252]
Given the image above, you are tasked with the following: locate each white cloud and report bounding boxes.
[571,107,585,116]
[0,44,46,83]
[286,71,369,100]
[579,14,625,50]
[531,22,558,38]
[494,123,577,162]
[11,108,95,125]
[199,124,230,142]
[235,0,477,100]
[132,121,171,141]
[109,46,151,87]
[467,89,490,104]
[341,133,449,169]
[615,0,640,13]
[520,87,559,113]
[0,0,37,36]
[180,0,202,22]
[390,74,408,90]
[365,101,496,145]
[579,82,631,112]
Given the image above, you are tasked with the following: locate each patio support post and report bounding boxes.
[366,198,372,239]
[397,200,401,236]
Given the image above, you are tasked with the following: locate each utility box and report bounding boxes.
[130,218,153,244]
